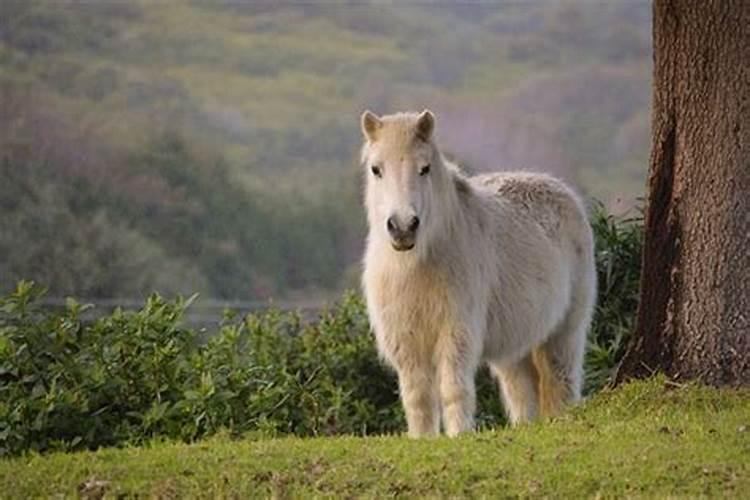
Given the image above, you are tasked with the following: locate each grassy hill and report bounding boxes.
[0,1,651,300]
[2,378,747,498]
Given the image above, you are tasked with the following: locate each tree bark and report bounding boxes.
[617,0,749,385]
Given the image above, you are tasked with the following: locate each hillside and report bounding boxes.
[0,1,651,300]
[2,379,747,498]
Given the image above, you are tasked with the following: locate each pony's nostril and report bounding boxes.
[408,216,420,232]
[386,216,398,235]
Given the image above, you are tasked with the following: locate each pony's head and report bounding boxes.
[360,110,453,255]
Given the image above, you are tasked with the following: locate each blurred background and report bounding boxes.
[0,1,651,306]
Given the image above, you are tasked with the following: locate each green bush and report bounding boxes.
[0,283,392,456]
[0,204,641,456]
[585,202,643,393]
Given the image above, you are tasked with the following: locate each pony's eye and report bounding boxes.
[419,164,431,176]
[371,165,382,178]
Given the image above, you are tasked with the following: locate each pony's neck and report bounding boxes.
[439,155,472,227]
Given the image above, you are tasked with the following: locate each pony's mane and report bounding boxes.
[442,155,472,197]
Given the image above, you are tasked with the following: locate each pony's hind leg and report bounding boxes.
[397,367,440,437]
[531,345,569,418]
[534,280,595,416]
[489,354,540,425]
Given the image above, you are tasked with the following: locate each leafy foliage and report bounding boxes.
[0,283,386,456]
[584,202,643,393]
[0,206,641,456]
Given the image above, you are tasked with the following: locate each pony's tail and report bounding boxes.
[531,347,566,418]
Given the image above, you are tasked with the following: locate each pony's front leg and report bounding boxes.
[397,366,439,438]
[438,335,480,436]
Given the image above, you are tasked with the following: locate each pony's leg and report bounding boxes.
[438,363,476,436]
[531,345,568,418]
[489,354,540,425]
[534,283,594,415]
[397,366,439,437]
[437,339,480,436]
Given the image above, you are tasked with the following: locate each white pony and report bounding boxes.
[360,110,596,437]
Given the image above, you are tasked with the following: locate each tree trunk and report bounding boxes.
[616,0,749,385]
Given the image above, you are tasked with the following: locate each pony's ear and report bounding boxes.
[415,109,435,142]
[361,110,382,142]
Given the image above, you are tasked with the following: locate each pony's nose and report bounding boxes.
[387,215,420,237]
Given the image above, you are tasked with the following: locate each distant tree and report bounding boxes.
[617,1,749,385]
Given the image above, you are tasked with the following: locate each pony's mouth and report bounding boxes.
[391,241,415,252]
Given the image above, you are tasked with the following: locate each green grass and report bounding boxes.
[2,378,748,498]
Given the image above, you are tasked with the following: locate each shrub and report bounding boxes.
[585,202,643,393]
[0,204,642,455]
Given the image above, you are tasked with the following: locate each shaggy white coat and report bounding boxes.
[360,110,596,437]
